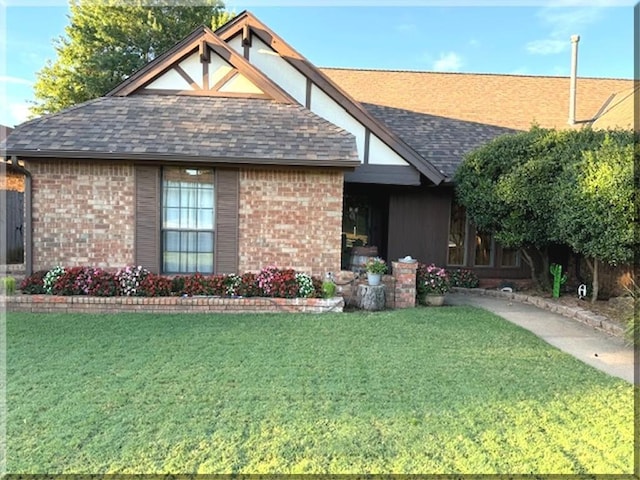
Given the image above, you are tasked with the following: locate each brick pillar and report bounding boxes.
[392,261,417,309]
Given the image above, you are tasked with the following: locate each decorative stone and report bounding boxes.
[357,284,385,311]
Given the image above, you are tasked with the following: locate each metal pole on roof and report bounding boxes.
[568,34,580,125]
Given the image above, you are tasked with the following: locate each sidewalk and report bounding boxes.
[447,291,636,384]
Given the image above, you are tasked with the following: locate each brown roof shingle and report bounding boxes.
[322,68,633,131]
[5,95,358,167]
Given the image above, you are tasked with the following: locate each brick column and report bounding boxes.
[392,261,417,309]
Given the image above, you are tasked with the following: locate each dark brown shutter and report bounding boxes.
[215,169,239,274]
[135,165,160,273]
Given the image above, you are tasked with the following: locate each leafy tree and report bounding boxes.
[454,127,558,286]
[555,132,636,302]
[454,126,616,289]
[31,0,234,116]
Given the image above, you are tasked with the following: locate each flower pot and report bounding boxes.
[422,294,445,306]
[367,273,382,286]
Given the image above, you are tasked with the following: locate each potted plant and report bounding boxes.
[364,257,387,286]
[416,263,450,306]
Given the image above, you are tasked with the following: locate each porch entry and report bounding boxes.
[340,185,389,271]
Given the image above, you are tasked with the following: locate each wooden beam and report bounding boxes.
[174,64,202,91]
[364,129,371,164]
[199,40,210,62]
[305,78,312,109]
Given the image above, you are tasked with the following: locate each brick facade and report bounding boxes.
[27,160,135,271]
[238,169,343,277]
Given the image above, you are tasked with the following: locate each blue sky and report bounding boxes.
[1,2,635,127]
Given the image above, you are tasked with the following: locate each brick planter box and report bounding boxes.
[1,294,344,314]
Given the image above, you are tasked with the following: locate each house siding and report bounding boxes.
[387,188,451,266]
[27,160,135,271]
[238,168,343,277]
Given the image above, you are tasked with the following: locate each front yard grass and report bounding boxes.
[6,307,633,474]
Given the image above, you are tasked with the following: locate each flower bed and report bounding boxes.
[2,294,344,314]
[7,265,343,314]
[20,265,324,299]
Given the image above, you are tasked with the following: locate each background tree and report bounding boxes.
[31,0,234,116]
[555,132,636,302]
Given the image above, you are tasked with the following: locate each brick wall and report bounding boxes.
[238,169,343,277]
[3,294,344,314]
[27,160,135,271]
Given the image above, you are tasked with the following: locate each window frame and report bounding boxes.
[160,166,216,275]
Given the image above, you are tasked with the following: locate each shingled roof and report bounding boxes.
[322,68,633,131]
[5,95,358,167]
[362,103,519,178]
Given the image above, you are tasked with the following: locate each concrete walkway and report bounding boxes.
[447,292,636,384]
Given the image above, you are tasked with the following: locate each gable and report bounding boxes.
[216,12,445,185]
[107,26,294,103]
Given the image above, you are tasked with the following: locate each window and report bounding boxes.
[447,202,467,265]
[162,167,215,274]
[501,247,520,267]
[474,231,493,266]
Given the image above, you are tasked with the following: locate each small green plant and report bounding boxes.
[363,257,387,274]
[322,280,336,298]
[0,276,16,295]
[549,264,567,298]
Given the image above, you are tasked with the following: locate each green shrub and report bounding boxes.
[448,268,480,288]
[322,280,336,298]
[1,276,16,295]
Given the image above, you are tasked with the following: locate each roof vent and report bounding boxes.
[568,34,580,125]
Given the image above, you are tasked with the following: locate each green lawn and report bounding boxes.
[6,307,633,474]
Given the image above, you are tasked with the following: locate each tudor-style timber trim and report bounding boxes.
[106,25,295,104]
[363,129,371,164]
[216,11,445,185]
[12,152,360,169]
[344,164,420,186]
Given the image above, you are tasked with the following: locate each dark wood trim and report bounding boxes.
[107,25,295,104]
[134,165,161,274]
[305,78,312,109]
[210,68,239,92]
[137,88,272,100]
[108,28,209,96]
[344,164,420,186]
[242,23,251,46]
[216,13,446,185]
[203,40,294,103]
[203,56,209,90]
[174,64,202,91]
[363,129,371,164]
[244,43,250,60]
[13,152,361,169]
[199,39,210,62]
[214,169,239,275]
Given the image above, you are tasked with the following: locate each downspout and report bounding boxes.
[568,34,580,125]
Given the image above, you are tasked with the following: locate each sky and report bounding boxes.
[0,1,635,128]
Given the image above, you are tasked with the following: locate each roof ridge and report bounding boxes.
[319,66,633,82]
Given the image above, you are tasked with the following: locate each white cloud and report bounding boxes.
[526,39,567,55]
[433,52,462,71]
[526,5,603,56]
[0,75,34,86]
[468,38,480,48]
